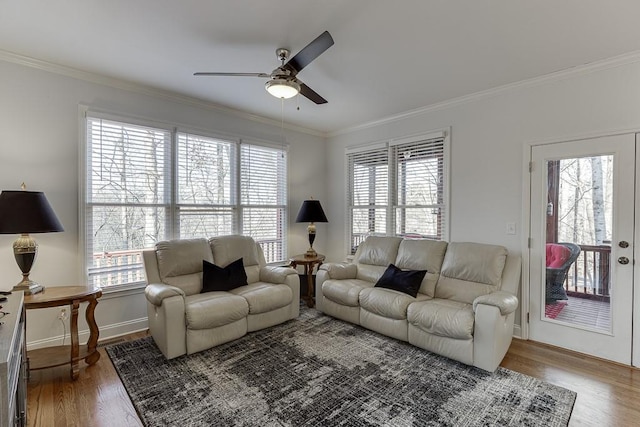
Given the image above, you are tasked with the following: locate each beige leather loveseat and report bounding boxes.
[316,236,521,372]
[143,235,300,359]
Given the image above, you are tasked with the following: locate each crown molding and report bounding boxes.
[0,49,326,138]
[328,49,640,138]
[5,47,640,141]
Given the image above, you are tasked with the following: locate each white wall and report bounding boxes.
[326,59,640,331]
[0,59,326,347]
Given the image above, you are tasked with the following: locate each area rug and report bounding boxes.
[545,301,568,319]
[107,310,576,426]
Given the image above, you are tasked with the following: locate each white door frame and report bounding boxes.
[520,128,640,354]
[634,134,640,367]
[529,134,634,363]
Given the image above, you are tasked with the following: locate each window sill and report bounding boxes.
[98,282,147,301]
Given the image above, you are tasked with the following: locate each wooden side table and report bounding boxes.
[24,285,102,380]
[289,254,325,308]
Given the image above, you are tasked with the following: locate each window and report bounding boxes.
[391,136,446,239]
[347,144,389,253]
[347,131,449,253]
[84,114,287,289]
[177,133,236,238]
[240,144,287,262]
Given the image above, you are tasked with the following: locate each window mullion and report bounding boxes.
[169,128,177,239]
[387,146,394,237]
[235,140,242,235]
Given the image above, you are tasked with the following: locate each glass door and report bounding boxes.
[529,134,635,364]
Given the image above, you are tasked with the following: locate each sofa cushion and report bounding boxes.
[374,264,426,298]
[435,242,508,304]
[395,239,448,297]
[355,236,403,267]
[209,235,262,268]
[546,243,571,268]
[355,264,390,284]
[360,287,417,320]
[184,293,249,330]
[408,299,475,340]
[230,282,293,314]
[156,238,213,278]
[441,242,506,285]
[201,258,247,293]
[322,279,373,307]
[161,273,203,296]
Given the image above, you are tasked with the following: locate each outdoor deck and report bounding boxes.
[545,295,611,331]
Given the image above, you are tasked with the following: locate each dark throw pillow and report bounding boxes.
[374,263,427,298]
[201,258,248,293]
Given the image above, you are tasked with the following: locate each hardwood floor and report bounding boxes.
[502,339,640,426]
[27,333,640,427]
[27,332,147,427]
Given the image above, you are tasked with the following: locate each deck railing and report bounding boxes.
[90,249,145,288]
[351,233,369,254]
[256,239,283,264]
[108,232,603,301]
[565,244,610,300]
[90,238,284,288]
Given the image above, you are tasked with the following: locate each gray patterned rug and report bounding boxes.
[107,309,576,426]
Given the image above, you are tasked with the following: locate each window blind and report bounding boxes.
[177,133,237,239]
[86,117,171,288]
[240,143,287,262]
[84,115,289,289]
[345,132,449,255]
[391,137,446,240]
[347,146,389,253]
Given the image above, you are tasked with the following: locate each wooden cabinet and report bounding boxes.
[0,292,26,426]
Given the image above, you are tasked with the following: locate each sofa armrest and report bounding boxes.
[145,283,185,306]
[260,265,298,284]
[318,262,357,280]
[473,291,518,316]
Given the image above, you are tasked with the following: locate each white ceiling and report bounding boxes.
[2,1,640,134]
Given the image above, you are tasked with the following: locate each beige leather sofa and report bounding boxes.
[316,236,521,372]
[143,235,300,359]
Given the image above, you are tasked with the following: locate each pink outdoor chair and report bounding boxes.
[546,242,581,303]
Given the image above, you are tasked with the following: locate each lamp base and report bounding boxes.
[305,248,318,258]
[12,279,44,295]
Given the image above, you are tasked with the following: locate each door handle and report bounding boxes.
[618,256,630,265]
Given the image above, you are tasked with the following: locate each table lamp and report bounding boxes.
[0,186,64,294]
[295,199,328,257]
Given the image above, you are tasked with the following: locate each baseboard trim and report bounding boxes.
[27,317,148,350]
[513,324,522,340]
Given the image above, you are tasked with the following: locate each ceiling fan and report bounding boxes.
[194,31,334,104]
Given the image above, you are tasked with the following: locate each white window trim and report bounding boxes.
[344,128,451,256]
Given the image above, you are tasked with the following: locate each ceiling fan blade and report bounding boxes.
[193,72,271,77]
[283,31,334,75]
[299,82,328,104]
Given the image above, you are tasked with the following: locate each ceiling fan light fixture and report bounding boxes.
[265,79,300,99]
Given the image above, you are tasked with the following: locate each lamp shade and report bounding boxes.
[295,200,328,223]
[0,190,64,234]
